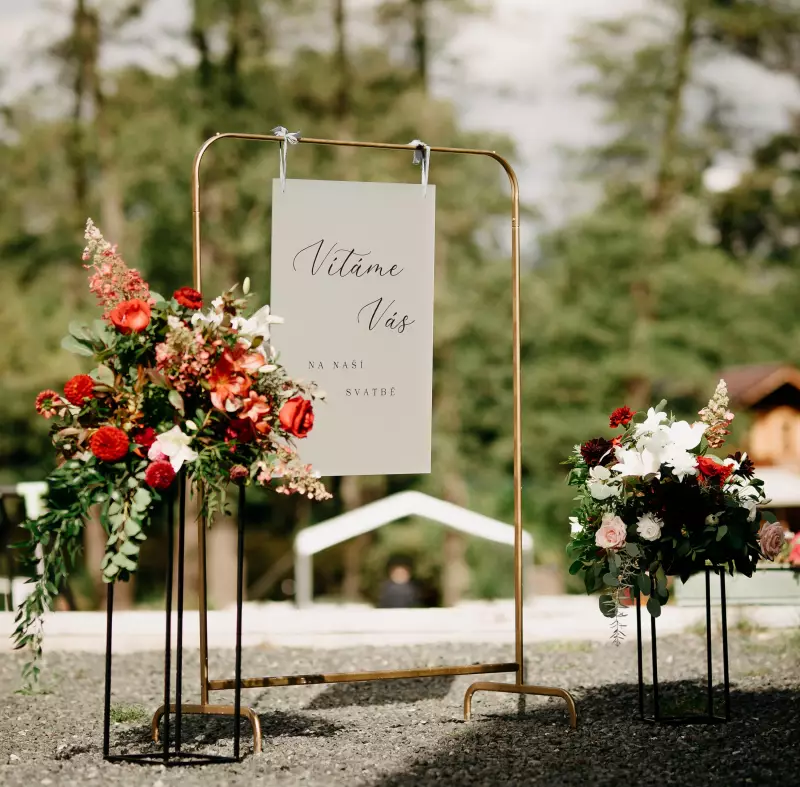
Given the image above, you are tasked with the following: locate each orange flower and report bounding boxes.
[209,353,250,411]
[108,298,151,334]
[240,391,271,434]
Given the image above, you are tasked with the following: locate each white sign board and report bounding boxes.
[270,179,435,476]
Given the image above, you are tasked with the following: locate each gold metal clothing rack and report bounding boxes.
[150,132,577,755]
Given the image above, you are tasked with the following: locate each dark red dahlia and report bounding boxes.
[727,451,755,480]
[145,459,176,490]
[580,437,614,467]
[132,426,157,449]
[64,374,95,406]
[173,287,203,310]
[609,406,636,428]
[89,426,130,462]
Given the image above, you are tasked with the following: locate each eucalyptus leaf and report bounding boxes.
[646,596,662,618]
[61,335,94,357]
[599,594,616,618]
[625,542,641,557]
[603,572,620,587]
[133,488,152,510]
[168,389,185,413]
[715,524,728,542]
[120,540,140,556]
[93,364,115,386]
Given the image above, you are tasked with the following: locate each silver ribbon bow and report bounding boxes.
[408,139,431,197]
[272,126,302,192]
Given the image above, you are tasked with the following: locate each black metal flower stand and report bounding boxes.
[102,472,246,765]
[635,565,731,724]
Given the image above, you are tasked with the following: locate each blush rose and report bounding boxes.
[595,513,628,551]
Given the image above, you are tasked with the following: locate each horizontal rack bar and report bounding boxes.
[207,662,519,691]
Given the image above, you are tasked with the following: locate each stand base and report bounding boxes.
[640,714,728,725]
[105,751,238,767]
[151,703,263,756]
[463,681,578,728]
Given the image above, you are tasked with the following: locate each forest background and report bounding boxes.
[2,0,799,610]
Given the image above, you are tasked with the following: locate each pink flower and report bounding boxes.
[759,523,784,561]
[148,442,169,462]
[595,513,628,551]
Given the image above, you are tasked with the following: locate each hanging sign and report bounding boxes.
[270,179,436,476]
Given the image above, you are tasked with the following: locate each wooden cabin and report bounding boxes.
[724,364,800,534]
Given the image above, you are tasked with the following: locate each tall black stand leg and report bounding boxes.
[650,579,660,722]
[720,570,731,720]
[162,481,175,757]
[175,472,186,750]
[233,484,245,760]
[704,567,714,718]
[636,591,644,720]
[103,583,114,758]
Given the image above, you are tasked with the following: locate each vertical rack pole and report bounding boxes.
[705,566,713,718]
[175,472,187,749]
[103,583,114,758]
[162,482,175,757]
[720,569,730,721]
[233,484,246,760]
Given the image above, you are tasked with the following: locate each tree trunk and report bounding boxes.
[411,0,428,90]
[626,1,696,408]
[442,529,469,606]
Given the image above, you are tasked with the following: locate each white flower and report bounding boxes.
[211,296,225,310]
[636,513,664,541]
[612,447,661,478]
[569,516,583,535]
[666,420,706,451]
[661,446,698,481]
[633,407,668,438]
[236,304,284,343]
[191,308,224,329]
[587,464,622,500]
[149,425,198,471]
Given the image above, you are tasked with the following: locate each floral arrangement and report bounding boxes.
[14,220,330,683]
[565,381,782,642]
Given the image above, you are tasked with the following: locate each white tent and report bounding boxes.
[293,491,533,607]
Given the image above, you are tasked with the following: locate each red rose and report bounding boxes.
[132,427,157,449]
[173,287,203,310]
[108,298,151,334]
[90,426,130,462]
[145,459,176,490]
[279,396,314,438]
[610,406,636,428]
[696,455,733,485]
[64,374,95,406]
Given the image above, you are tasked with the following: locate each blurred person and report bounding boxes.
[378,558,420,608]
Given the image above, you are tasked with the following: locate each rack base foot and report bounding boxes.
[463,681,578,729]
[150,703,262,755]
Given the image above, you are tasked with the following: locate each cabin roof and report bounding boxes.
[721,364,800,407]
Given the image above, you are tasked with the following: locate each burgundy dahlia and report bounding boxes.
[580,437,614,467]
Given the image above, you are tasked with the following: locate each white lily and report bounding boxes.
[569,516,583,535]
[662,447,697,481]
[236,304,284,343]
[667,420,706,451]
[612,447,661,478]
[148,425,198,472]
[633,407,668,438]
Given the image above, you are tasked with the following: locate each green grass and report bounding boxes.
[109,703,150,724]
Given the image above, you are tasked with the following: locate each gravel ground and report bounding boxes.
[1,629,798,786]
